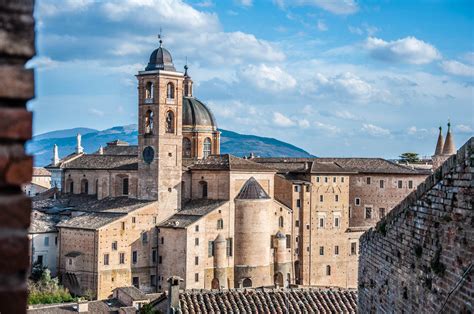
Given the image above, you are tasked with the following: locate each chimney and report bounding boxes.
[98,146,104,155]
[76,133,84,154]
[52,144,59,165]
[167,276,183,314]
[77,300,88,312]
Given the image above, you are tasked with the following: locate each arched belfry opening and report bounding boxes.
[145,110,154,134]
[166,110,175,134]
[145,81,153,99]
[166,82,174,99]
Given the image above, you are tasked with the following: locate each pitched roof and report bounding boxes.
[114,286,148,301]
[442,123,456,155]
[60,154,138,170]
[56,211,126,230]
[236,177,270,200]
[168,288,357,313]
[158,199,228,229]
[32,167,51,176]
[98,144,138,156]
[310,161,355,174]
[29,210,65,233]
[434,126,444,156]
[190,154,275,172]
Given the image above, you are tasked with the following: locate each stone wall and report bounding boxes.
[358,138,473,313]
[0,1,35,313]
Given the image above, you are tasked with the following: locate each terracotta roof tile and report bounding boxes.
[190,154,275,172]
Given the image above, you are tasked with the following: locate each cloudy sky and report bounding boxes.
[30,0,473,158]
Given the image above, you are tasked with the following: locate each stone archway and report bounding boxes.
[274,272,284,287]
[242,278,252,288]
[211,278,219,289]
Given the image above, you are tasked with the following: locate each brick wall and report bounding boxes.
[358,138,473,313]
[0,1,35,313]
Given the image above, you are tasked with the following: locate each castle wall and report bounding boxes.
[358,139,473,313]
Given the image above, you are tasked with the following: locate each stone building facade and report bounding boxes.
[0,1,35,313]
[358,137,473,313]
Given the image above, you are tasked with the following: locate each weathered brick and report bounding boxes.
[0,194,31,229]
[0,107,32,140]
[4,155,33,185]
[0,289,28,314]
[0,66,34,100]
[0,233,29,272]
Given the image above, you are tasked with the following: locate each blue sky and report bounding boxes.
[30,0,473,158]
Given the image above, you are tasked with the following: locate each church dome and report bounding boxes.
[145,46,176,71]
[182,97,217,131]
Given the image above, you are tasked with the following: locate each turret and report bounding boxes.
[52,144,59,165]
[274,231,291,288]
[442,121,456,155]
[76,133,84,154]
[98,146,104,155]
[213,234,227,289]
[434,126,444,156]
[183,64,193,97]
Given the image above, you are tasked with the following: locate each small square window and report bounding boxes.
[104,254,109,266]
[195,225,199,232]
[379,208,385,218]
[365,207,372,219]
[112,241,117,251]
[319,218,325,228]
[294,185,300,192]
[333,177,336,183]
[316,177,320,183]
[195,256,199,265]
[335,195,339,202]
[320,195,324,202]
[366,177,371,185]
[324,177,328,183]
[398,180,403,189]
[119,253,125,264]
[355,198,361,206]
[334,245,339,255]
[334,216,340,228]
[296,199,301,208]
[351,242,357,255]
[341,177,345,183]
[319,246,324,255]
[195,238,199,246]
[132,217,136,224]
[195,273,199,282]
[408,180,413,189]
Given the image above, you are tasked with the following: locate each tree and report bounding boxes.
[399,152,420,163]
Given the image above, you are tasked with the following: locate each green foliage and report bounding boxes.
[30,261,47,282]
[399,152,420,163]
[140,303,157,314]
[28,269,76,305]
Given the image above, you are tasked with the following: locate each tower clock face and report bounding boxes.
[143,146,155,164]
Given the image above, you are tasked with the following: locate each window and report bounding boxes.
[341,177,345,183]
[379,208,385,218]
[351,242,357,255]
[199,181,208,199]
[121,222,125,230]
[380,180,384,188]
[226,238,233,256]
[296,236,299,243]
[326,265,331,276]
[335,246,339,255]
[166,82,175,99]
[296,199,301,208]
[355,198,361,206]
[217,219,224,230]
[294,185,300,192]
[132,277,139,288]
[286,235,291,248]
[195,225,199,232]
[208,241,214,257]
[333,177,336,183]
[122,178,129,195]
[324,177,328,183]
[44,236,49,246]
[104,254,109,265]
[112,241,117,251]
[55,236,58,246]
[366,177,371,185]
[183,137,192,158]
[195,238,199,246]
[37,255,43,266]
[165,110,175,133]
[142,232,148,244]
[365,207,372,219]
[151,275,156,287]
[69,181,74,194]
[320,195,324,202]
[152,250,157,263]
[409,180,413,189]
[161,237,164,244]
[81,179,89,194]
[319,217,325,228]
[195,273,199,282]
[398,180,403,188]
[270,235,275,248]
[132,251,137,264]
[119,253,125,264]
[68,258,72,265]
[159,256,162,264]
[334,216,340,228]
[195,256,199,265]
[145,110,154,134]
[153,216,157,224]
[295,220,299,227]
[335,195,339,202]
[319,246,324,255]
[278,216,284,228]
[203,138,212,158]
[316,177,320,183]
[145,81,153,99]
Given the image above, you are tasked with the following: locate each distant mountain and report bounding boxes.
[28,125,314,166]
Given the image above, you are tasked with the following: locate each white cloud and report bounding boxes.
[195,0,214,7]
[237,0,253,6]
[407,126,429,138]
[348,26,363,35]
[462,52,474,64]
[440,60,474,77]
[39,0,93,16]
[273,112,295,127]
[348,23,379,36]
[317,20,328,32]
[361,123,391,136]
[365,36,441,64]
[314,121,341,134]
[335,110,359,120]
[239,64,296,91]
[455,124,473,133]
[89,108,105,117]
[274,0,358,14]
[298,119,310,128]
[26,56,60,70]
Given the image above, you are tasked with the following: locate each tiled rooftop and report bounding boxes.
[32,167,51,176]
[60,154,138,170]
[56,211,126,230]
[173,288,357,313]
[190,154,276,172]
[29,210,66,233]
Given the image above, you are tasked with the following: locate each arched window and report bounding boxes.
[81,179,89,194]
[211,278,219,289]
[242,278,252,288]
[183,137,192,158]
[203,137,212,158]
[199,181,208,199]
[123,178,129,195]
[217,219,224,229]
[165,111,175,133]
[274,272,283,287]
[278,216,284,228]
[166,82,174,99]
[145,82,153,99]
[145,110,154,134]
[326,265,331,276]
[184,82,189,97]
[68,180,74,194]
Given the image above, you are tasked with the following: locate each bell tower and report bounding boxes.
[137,37,184,217]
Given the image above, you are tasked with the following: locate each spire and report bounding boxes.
[442,121,456,155]
[52,144,59,165]
[76,133,84,154]
[183,61,193,97]
[98,145,104,155]
[434,126,444,156]
[158,28,162,47]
